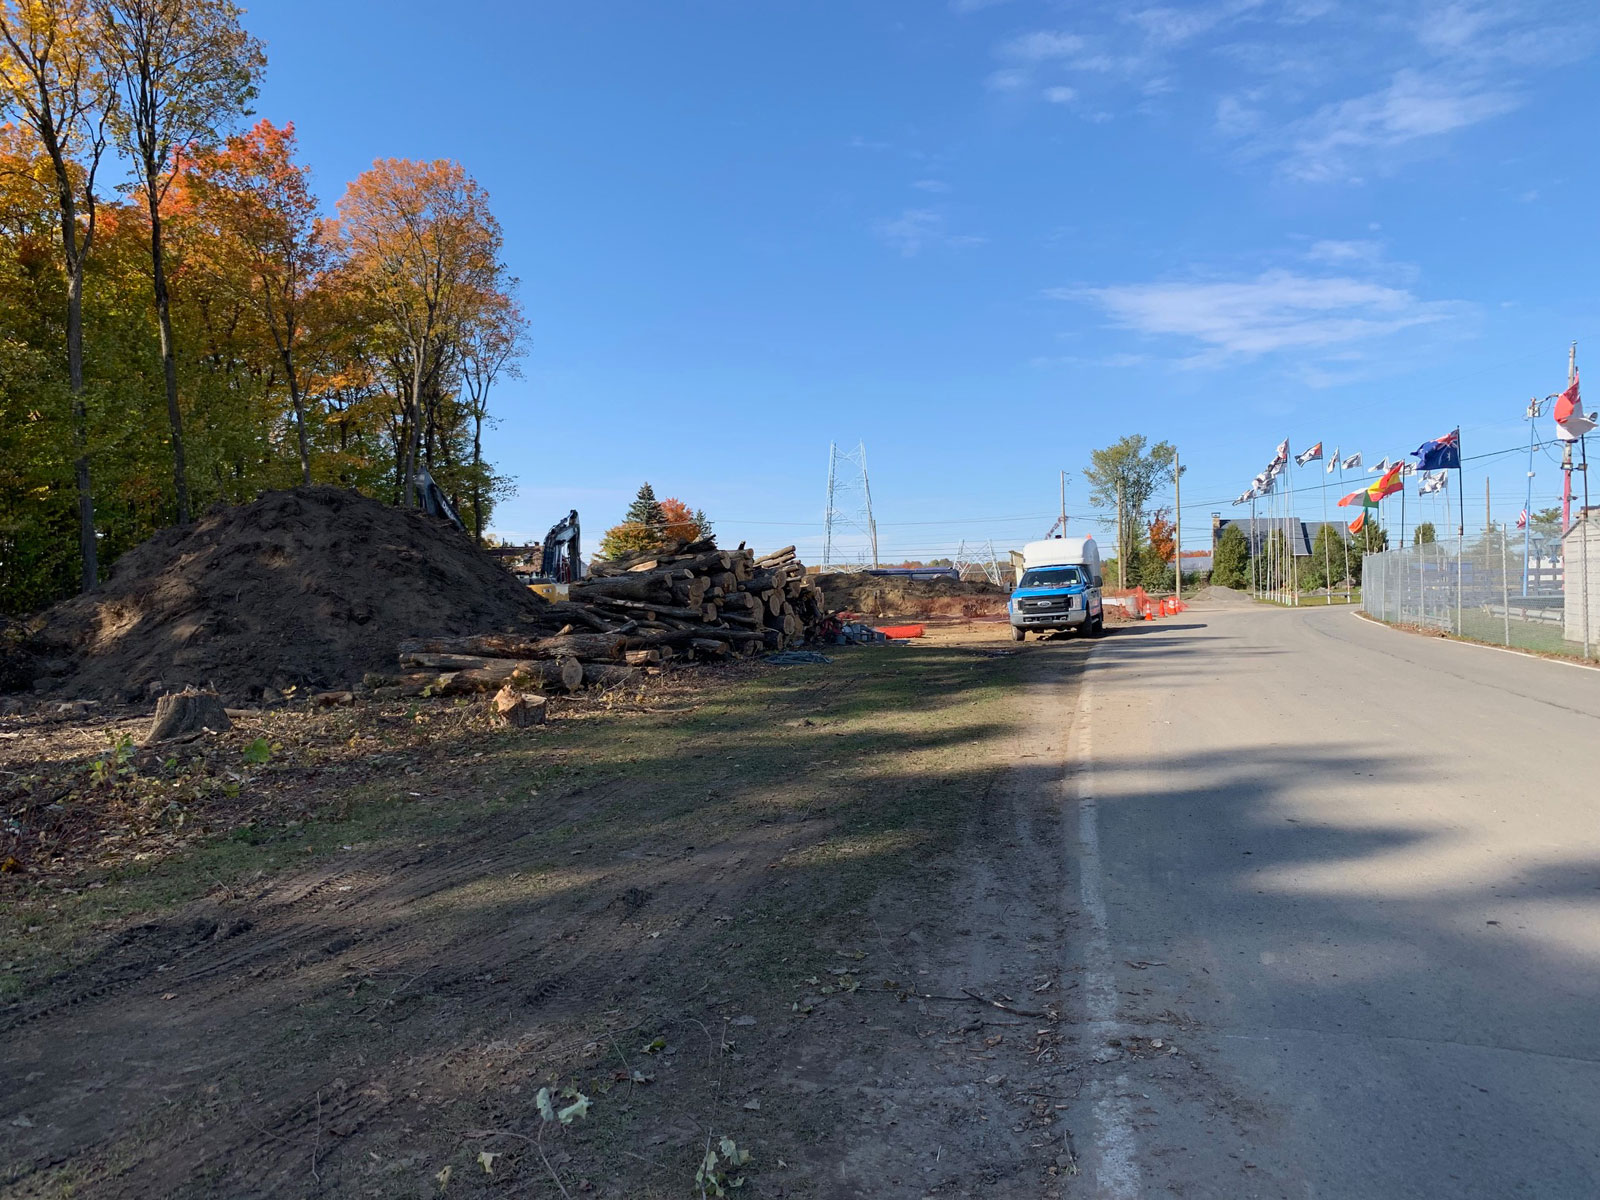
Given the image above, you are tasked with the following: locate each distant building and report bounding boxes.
[1180,548,1213,574]
[1211,513,1345,559]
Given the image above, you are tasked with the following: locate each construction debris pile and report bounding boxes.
[383,541,827,696]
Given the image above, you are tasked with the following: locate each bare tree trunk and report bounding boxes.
[67,259,96,590]
[146,189,190,525]
[281,351,310,484]
[471,410,484,545]
[402,346,422,507]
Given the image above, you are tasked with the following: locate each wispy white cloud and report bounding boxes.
[950,0,1014,11]
[1304,238,1385,266]
[912,178,951,192]
[997,30,1087,61]
[1044,86,1077,103]
[875,209,987,257]
[1056,263,1463,368]
[982,1,1595,180]
[1280,67,1519,182]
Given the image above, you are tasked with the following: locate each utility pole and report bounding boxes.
[1563,342,1577,532]
[1524,396,1542,596]
[1174,449,1182,601]
[1116,481,1125,591]
[1060,470,1068,536]
[860,441,880,569]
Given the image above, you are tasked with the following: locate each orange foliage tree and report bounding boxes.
[1148,508,1176,565]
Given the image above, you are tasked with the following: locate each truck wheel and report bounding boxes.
[1086,615,1103,637]
[1010,626,1026,642]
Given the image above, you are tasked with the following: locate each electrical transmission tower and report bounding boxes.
[823,441,879,569]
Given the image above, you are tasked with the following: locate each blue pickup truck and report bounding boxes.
[1009,537,1104,641]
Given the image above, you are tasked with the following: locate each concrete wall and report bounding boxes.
[1562,510,1600,645]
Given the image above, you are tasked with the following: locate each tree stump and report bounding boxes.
[147,687,232,742]
[492,685,547,727]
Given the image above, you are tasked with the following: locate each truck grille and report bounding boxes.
[1019,597,1072,613]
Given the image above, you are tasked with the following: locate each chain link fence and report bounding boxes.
[1361,517,1600,660]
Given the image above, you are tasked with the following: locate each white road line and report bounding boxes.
[1069,664,1142,1198]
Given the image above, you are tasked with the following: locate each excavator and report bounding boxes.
[529,509,582,597]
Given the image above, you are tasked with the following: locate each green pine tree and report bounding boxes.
[1211,524,1251,588]
[625,482,666,531]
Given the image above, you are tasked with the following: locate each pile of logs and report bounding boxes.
[380,540,825,697]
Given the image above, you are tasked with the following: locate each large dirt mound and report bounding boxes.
[816,572,1009,620]
[27,487,546,703]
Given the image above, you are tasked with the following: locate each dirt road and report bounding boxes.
[1062,603,1600,1198]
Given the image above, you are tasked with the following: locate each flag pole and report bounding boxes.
[1582,432,1591,658]
[1288,450,1300,606]
[1320,459,1332,604]
[1341,459,1352,602]
[1457,431,1466,636]
[1250,492,1258,599]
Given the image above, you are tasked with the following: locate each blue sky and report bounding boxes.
[250,0,1600,559]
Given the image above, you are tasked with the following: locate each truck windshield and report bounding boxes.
[1019,566,1085,589]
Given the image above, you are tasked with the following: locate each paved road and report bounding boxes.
[1064,603,1600,1198]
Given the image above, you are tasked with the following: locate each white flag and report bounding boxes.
[1418,471,1447,495]
[1341,452,1362,470]
[1368,457,1391,474]
[1326,447,1339,474]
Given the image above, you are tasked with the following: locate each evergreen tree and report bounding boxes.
[1415,522,1436,545]
[625,482,665,531]
[1211,524,1251,588]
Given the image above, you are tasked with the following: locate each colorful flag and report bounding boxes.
[1411,429,1461,471]
[1326,447,1339,474]
[1554,371,1597,441]
[1341,452,1362,470]
[1338,461,1404,507]
[1418,471,1447,495]
[1371,461,1405,501]
[1273,438,1290,465]
[1296,442,1323,466]
[1347,511,1367,535]
[1516,509,1528,529]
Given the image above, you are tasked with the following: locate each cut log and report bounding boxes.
[147,687,231,742]
[434,657,584,694]
[624,649,663,666]
[689,638,730,657]
[399,633,625,662]
[755,546,795,567]
[492,685,547,727]
[587,597,709,621]
[581,662,639,688]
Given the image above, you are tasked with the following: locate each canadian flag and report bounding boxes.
[1554,371,1598,442]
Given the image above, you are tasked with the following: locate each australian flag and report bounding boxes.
[1411,429,1461,471]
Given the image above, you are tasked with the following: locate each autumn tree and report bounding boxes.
[599,482,674,560]
[94,0,263,524]
[181,119,325,483]
[0,0,114,589]
[1083,435,1180,571]
[337,157,503,509]
[659,498,710,543]
[456,287,525,543]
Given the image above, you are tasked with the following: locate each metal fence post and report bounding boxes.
[1501,532,1511,646]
